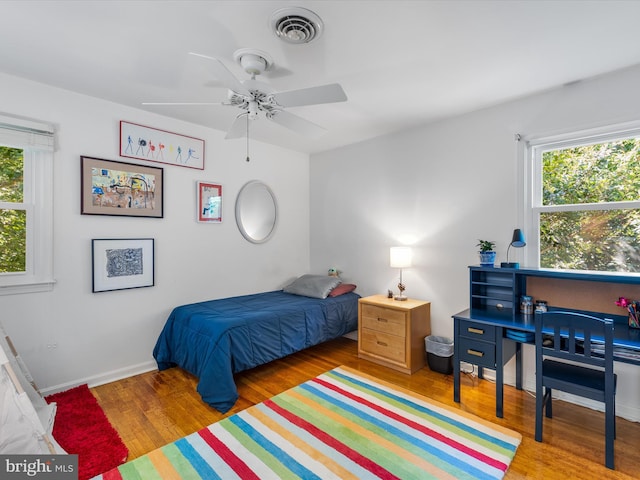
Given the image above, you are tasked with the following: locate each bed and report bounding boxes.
[152,279,359,413]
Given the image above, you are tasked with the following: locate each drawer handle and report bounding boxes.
[496,303,504,310]
[377,341,388,347]
[468,327,484,335]
[467,349,484,357]
[377,317,388,323]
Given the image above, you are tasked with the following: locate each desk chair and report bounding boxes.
[534,311,617,469]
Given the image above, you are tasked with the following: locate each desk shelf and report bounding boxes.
[470,268,524,320]
[469,265,640,320]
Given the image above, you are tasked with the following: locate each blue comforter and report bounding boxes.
[152,290,359,412]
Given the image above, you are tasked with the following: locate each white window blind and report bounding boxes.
[0,114,54,151]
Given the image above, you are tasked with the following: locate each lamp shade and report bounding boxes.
[390,246,412,268]
[510,229,526,248]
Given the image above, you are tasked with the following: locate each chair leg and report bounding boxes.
[535,386,543,442]
[544,387,553,418]
[613,401,616,440]
[605,399,615,469]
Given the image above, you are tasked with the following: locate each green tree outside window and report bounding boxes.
[0,146,26,273]
[541,139,640,272]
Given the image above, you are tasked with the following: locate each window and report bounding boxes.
[0,114,54,294]
[525,124,640,273]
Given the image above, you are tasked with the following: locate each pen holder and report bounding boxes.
[629,311,640,329]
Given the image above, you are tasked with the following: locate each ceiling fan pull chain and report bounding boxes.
[246,114,250,162]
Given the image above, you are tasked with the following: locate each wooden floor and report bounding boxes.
[91,337,639,479]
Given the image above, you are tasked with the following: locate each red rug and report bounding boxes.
[46,384,128,480]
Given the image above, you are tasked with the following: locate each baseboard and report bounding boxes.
[459,366,640,422]
[39,360,158,396]
[511,376,640,423]
[39,333,361,397]
[342,330,357,341]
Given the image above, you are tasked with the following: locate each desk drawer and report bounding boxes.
[361,304,407,336]
[458,337,496,368]
[459,320,496,342]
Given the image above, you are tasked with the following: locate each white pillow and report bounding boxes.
[283,274,342,299]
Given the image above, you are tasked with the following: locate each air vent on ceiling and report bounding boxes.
[270,7,323,44]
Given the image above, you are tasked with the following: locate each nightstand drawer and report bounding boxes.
[361,304,407,336]
[459,320,496,342]
[360,328,406,364]
[458,337,496,368]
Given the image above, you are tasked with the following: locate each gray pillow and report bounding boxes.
[283,274,342,299]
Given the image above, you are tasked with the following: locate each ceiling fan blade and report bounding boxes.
[225,113,249,140]
[189,52,250,97]
[142,102,224,106]
[268,110,327,138]
[272,83,347,108]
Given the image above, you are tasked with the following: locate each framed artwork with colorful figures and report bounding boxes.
[81,156,163,218]
[119,120,205,170]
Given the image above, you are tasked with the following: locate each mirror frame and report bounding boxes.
[235,180,278,244]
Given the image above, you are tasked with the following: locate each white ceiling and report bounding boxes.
[3,1,640,154]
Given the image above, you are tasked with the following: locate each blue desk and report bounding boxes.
[452,309,640,418]
[453,265,640,418]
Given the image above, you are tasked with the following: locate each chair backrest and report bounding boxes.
[535,310,614,370]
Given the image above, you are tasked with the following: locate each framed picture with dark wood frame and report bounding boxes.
[81,156,163,218]
[197,181,222,223]
[92,238,154,292]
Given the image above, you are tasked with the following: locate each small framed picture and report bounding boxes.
[92,238,154,292]
[197,181,222,223]
[81,156,163,218]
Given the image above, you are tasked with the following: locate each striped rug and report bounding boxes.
[94,366,521,479]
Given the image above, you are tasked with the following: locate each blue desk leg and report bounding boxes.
[515,341,522,390]
[496,327,504,418]
[453,318,460,403]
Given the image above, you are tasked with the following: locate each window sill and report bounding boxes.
[0,280,56,296]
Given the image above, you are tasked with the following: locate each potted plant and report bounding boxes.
[477,240,497,266]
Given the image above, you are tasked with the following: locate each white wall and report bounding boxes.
[3,61,640,421]
[0,72,310,392]
[310,64,640,422]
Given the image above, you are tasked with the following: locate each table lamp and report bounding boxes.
[500,229,526,268]
[390,246,412,301]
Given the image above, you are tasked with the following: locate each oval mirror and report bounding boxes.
[235,180,278,244]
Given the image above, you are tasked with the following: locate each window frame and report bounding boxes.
[521,121,640,271]
[0,115,55,295]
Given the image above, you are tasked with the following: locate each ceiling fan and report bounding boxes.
[143,48,347,140]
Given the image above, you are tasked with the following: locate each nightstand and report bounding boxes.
[357,295,431,374]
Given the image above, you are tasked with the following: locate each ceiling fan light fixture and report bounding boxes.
[270,7,323,44]
[233,48,273,76]
[240,54,265,75]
